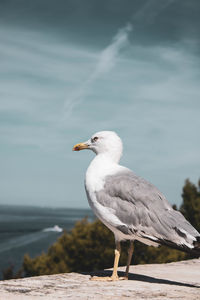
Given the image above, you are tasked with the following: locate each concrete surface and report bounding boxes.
[0,259,199,299]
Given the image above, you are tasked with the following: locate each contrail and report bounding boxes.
[63,23,132,120]
[62,0,175,121]
[93,23,132,77]
[131,0,175,24]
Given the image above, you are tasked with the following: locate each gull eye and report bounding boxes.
[92,136,98,142]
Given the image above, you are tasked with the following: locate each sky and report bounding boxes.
[0,0,199,208]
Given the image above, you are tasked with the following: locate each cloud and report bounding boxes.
[0,26,98,150]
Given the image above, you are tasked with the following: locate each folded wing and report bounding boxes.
[95,170,200,254]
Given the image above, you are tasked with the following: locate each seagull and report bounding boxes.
[73,131,200,281]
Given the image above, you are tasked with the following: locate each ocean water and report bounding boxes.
[0,205,94,279]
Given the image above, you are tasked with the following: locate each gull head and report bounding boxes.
[73,131,123,163]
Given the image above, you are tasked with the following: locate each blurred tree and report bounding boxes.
[180,179,200,232]
[2,265,23,280]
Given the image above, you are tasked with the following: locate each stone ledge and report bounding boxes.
[0,259,199,300]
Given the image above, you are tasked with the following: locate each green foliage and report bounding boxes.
[2,265,23,280]
[4,178,200,279]
[135,241,187,264]
[180,179,200,232]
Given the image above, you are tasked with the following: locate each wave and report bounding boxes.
[42,225,63,233]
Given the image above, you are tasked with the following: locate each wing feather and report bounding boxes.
[95,170,199,249]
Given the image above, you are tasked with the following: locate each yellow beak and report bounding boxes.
[72,142,89,151]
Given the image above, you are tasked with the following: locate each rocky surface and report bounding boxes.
[0,259,199,300]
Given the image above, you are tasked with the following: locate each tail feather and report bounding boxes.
[144,234,200,257]
[156,236,200,257]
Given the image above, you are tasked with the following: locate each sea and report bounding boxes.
[0,205,94,279]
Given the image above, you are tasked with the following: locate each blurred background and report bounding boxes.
[0,0,199,279]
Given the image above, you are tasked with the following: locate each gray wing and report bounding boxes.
[96,170,199,250]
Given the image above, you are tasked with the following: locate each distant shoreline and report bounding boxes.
[0,205,95,279]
